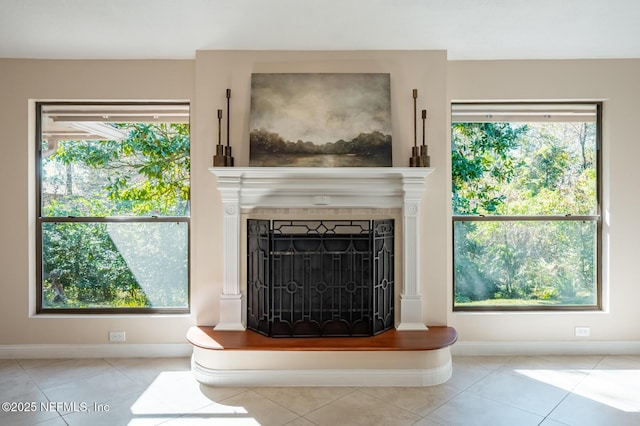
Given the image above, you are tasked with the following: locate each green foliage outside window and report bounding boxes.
[452,111,599,308]
[40,117,190,310]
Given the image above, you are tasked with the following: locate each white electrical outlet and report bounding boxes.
[109,331,126,342]
[575,326,590,337]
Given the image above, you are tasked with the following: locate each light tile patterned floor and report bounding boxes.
[1,355,639,425]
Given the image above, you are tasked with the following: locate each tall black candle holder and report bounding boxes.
[213,89,235,167]
[420,109,430,167]
[409,89,430,167]
[409,89,421,167]
[224,89,235,166]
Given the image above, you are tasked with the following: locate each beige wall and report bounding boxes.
[0,59,196,345]
[448,59,640,342]
[1,53,638,349]
[192,50,450,327]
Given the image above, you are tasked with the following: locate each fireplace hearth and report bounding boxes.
[192,167,455,388]
[247,219,394,337]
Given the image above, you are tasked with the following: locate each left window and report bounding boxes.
[36,103,190,313]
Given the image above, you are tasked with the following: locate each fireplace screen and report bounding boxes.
[247,219,394,337]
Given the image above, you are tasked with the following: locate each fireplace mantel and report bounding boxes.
[210,167,433,209]
[209,166,434,331]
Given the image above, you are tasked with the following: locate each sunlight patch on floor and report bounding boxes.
[127,371,258,424]
[515,368,640,412]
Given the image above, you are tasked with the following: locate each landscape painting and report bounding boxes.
[249,73,392,167]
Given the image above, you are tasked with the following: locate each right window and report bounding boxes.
[452,103,601,310]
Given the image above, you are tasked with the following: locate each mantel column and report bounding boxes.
[397,175,428,331]
[214,173,245,331]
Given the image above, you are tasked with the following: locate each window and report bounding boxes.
[452,103,601,310]
[36,102,190,313]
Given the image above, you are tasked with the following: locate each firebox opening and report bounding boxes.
[247,219,395,337]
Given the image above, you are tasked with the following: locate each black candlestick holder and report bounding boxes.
[409,89,422,167]
[213,89,235,167]
[213,109,226,166]
[420,109,430,167]
[409,90,430,167]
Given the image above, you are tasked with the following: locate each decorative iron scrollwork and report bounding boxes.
[247,219,395,337]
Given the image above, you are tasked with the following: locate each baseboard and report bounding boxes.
[0,343,193,359]
[451,340,640,356]
[8,340,637,360]
[192,357,453,387]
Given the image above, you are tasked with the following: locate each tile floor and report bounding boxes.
[0,354,639,425]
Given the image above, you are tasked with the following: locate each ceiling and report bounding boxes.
[1,0,639,61]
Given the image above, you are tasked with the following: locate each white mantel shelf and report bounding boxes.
[209,167,434,210]
[208,166,435,332]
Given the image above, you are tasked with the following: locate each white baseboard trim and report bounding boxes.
[8,341,638,359]
[0,343,193,359]
[192,357,452,387]
[452,340,640,356]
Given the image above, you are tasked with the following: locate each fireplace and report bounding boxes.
[191,167,457,388]
[209,167,433,332]
[247,219,395,337]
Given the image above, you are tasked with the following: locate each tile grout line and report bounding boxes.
[536,390,574,426]
[535,355,607,426]
[299,388,366,423]
[412,357,516,424]
[19,362,70,426]
[252,385,360,418]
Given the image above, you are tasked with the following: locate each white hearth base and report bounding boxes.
[187,327,457,387]
[191,346,452,387]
